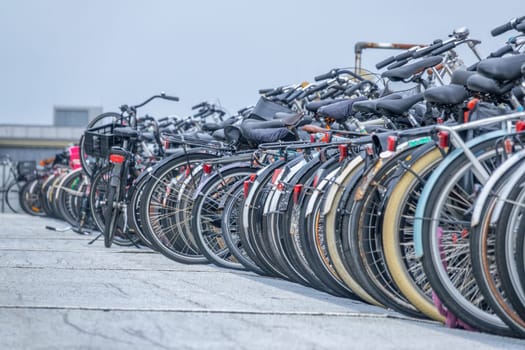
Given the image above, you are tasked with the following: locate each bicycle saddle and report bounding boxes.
[450,70,477,86]
[424,85,469,105]
[352,94,402,114]
[467,74,515,96]
[305,99,338,113]
[477,54,525,82]
[376,93,425,115]
[317,96,368,121]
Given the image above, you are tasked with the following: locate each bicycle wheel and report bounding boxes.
[382,147,446,322]
[56,169,86,226]
[104,183,119,248]
[240,159,290,277]
[342,149,426,318]
[416,133,514,335]
[221,180,267,275]
[140,151,219,263]
[19,179,45,216]
[89,166,111,232]
[191,164,256,269]
[322,154,381,306]
[6,180,25,213]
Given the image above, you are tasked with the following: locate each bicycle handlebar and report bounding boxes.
[491,16,525,36]
[314,69,364,82]
[488,44,515,58]
[132,92,179,110]
[375,56,396,70]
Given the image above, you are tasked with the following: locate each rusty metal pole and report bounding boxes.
[354,42,424,73]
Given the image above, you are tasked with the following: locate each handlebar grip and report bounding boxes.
[259,88,273,94]
[192,102,207,110]
[489,44,514,58]
[412,43,440,59]
[395,49,416,61]
[158,116,169,122]
[285,89,303,103]
[309,81,330,93]
[376,56,396,70]
[517,22,525,32]
[430,41,456,55]
[265,88,284,97]
[491,21,514,36]
[163,95,179,102]
[344,83,362,96]
[314,71,335,81]
[387,59,409,70]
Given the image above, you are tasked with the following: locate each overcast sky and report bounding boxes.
[0,0,523,125]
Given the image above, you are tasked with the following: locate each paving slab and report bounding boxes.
[1,213,524,349]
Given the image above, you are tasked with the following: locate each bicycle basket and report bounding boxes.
[16,160,36,180]
[249,97,293,121]
[83,123,121,158]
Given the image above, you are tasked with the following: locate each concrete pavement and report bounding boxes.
[1,213,524,349]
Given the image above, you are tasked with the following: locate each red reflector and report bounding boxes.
[293,184,303,205]
[276,182,285,191]
[243,180,250,199]
[504,139,513,154]
[338,144,348,162]
[516,120,525,132]
[203,163,212,174]
[438,131,449,149]
[249,173,257,182]
[272,168,282,184]
[109,154,125,163]
[387,136,397,152]
[312,175,319,188]
[163,139,170,149]
[185,166,191,176]
[467,98,479,110]
[310,134,315,143]
[437,117,444,124]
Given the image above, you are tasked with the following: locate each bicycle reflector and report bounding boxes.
[516,120,525,132]
[438,131,450,149]
[338,144,348,162]
[504,138,514,154]
[272,168,282,184]
[203,163,213,174]
[293,184,303,204]
[243,180,250,199]
[387,135,398,152]
[249,173,257,182]
[109,154,125,164]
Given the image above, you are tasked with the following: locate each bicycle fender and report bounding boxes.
[321,156,363,216]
